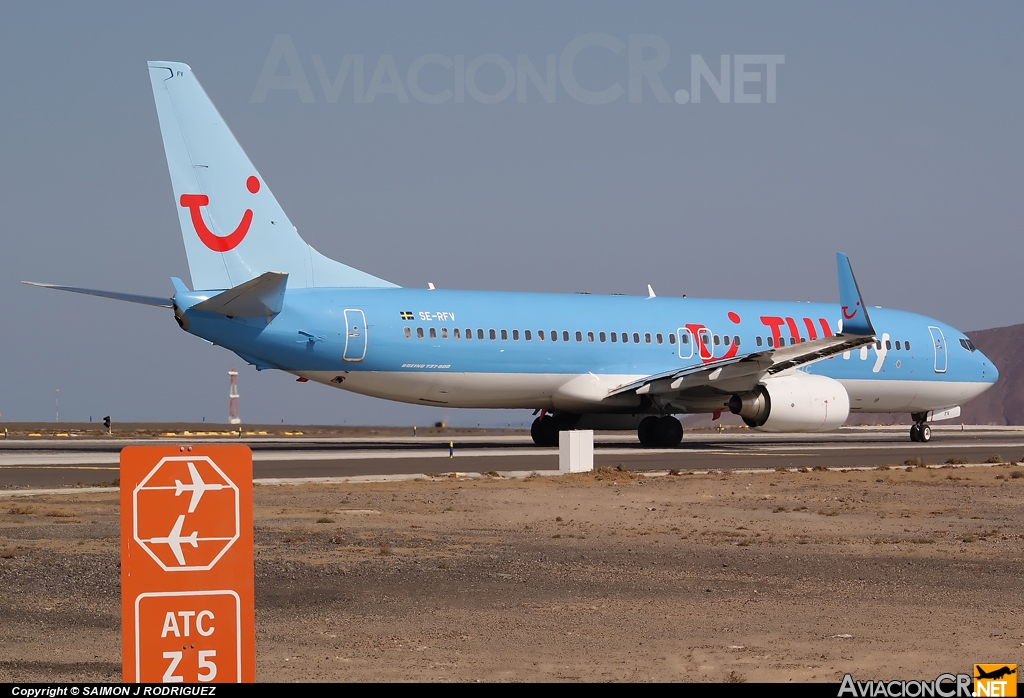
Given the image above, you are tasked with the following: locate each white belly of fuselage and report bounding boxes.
[840,378,991,413]
[298,370,646,410]
[297,370,990,415]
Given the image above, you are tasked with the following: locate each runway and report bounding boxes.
[1,426,1023,488]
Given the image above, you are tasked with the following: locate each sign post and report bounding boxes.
[120,445,255,683]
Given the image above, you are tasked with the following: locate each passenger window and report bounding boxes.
[563,331,570,342]
[500,329,508,340]
[611,332,617,343]
[404,327,411,339]
[538,330,545,340]
[876,340,882,350]
[489,329,496,340]
[416,327,424,339]
[723,335,730,346]
[756,336,762,347]
[734,336,740,346]
[599,332,606,342]
[905,340,911,351]
[713,335,720,346]
[454,328,461,339]
[478,329,485,340]
[429,327,436,339]
[767,336,774,347]
[895,340,901,350]
[512,329,519,340]
[621,333,629,344]
[575,331,582,342]
[587,331,594,342]
[465,328,472,339]
[884,339,890,350]
[525,329,532,340]
[551,330,558,342]
[632,332,640,344]
[441,327,448,339]
[656,333,663,344]
[645,333,651,344]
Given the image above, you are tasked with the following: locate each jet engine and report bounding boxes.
[728,373,850,433]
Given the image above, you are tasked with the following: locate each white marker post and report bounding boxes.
[559,430,594,473]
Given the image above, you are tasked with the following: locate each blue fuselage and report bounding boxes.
[175,288,996,416]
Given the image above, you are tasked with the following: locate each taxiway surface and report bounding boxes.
[2,426,1022,488]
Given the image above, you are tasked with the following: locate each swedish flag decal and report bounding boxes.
[400,311,414,320]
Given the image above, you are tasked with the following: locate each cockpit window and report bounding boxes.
[959,338,976,352]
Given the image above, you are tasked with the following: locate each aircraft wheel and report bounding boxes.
[909,424,921,442]
[637,416,660,447]
[918,424,931,443]
[655,416,683,448]
[530,416,560,447]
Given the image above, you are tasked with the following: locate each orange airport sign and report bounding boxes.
[121,445,254,683]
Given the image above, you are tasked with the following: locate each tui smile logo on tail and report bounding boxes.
[179,175,260,252]
[842,301,860,320]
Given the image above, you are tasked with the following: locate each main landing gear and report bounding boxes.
[530,414,569,447]
[909,413,931,442]
[529,414,684,449]
[638,416,683,448]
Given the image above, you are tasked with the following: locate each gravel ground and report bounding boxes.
[1,464,1022,682]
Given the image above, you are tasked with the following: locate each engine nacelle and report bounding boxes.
[728,373,850,433]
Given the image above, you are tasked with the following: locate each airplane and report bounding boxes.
[147,514,198,566]
[174,462,226,513]
[24,62,999,447]
[975,666,1016,681]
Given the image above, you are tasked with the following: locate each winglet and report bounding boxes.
[836,253,874,336]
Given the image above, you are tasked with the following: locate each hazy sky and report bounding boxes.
[2,2,1021,425]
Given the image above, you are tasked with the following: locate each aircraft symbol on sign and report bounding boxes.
[146,514,198,566]
[133,455,240,571]
[175,462,227,513]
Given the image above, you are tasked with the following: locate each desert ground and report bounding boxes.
[1,462,1022,682]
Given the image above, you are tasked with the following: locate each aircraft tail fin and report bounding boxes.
[147,61,398,292]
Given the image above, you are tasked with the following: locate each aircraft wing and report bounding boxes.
[609,253,876,398]
[166,514,188,565]
[609,333,875,397]
[186,462,205,513]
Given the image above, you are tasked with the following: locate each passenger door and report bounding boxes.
[927,326,946,373]
[677,328,695,360]
[343,309,367,362]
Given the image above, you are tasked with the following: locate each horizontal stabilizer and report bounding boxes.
[21,281,172,308]
[190,271,288,318]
